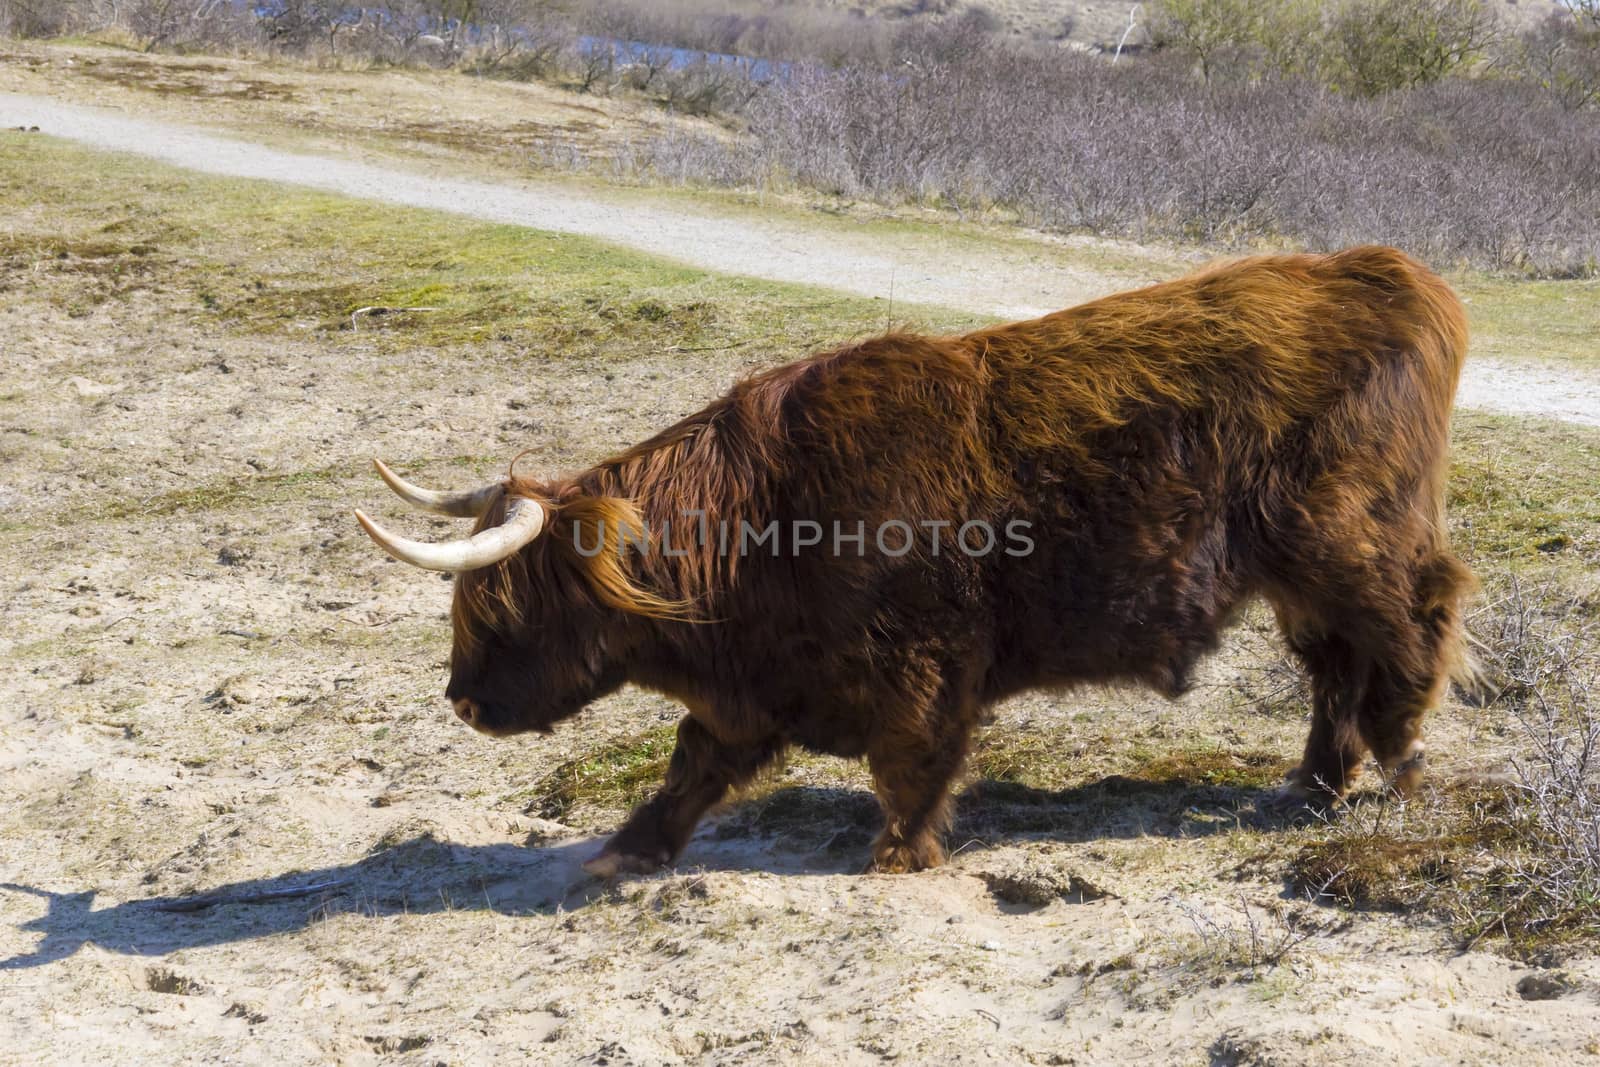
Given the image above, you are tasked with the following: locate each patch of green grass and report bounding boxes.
[1136,749,1293,790]
[0,134,977,361]
[1449,412,1600,567]
[1286,771,1600,957]
[967,726,1080,788]
[1291,832,1490,914]
[90,464,355,521]
[1459,275,1600,369]
[969,720,1290,794]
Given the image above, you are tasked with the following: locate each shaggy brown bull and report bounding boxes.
[357,245,1473,875]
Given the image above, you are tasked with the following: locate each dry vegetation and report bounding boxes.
[3,108,1600,1061]
[4,1,1600,275]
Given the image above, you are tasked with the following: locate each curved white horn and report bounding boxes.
[373,458,500,518]
[355,496,546,572]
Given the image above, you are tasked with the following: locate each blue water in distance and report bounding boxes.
[235,1,791,83]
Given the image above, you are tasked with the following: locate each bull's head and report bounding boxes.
[354,460,633,737]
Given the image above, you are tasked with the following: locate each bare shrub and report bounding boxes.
[659,55,763,115]
[0,0,75,36]
[1166,893,1321,979]
[116,0,250,52]
[461,18,570,81]
[1472,579,1600,941]
[707,44,1600,274]
[1512,12,1600,112]
[575,39,620,94]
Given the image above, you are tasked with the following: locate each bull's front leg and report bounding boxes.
[865,716,974,874]
[583,716,782,878]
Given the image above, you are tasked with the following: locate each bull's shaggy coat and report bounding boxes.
[443,245,1472,874]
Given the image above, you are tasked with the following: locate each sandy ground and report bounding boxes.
[3,89,1596,429]
[3,71,1600,1065]
[3,296,1595,1063]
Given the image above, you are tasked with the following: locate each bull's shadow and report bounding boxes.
[3,774,1285,969]
[697,772,1292,871]
[0,834,605,971]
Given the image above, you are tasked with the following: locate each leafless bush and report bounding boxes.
[461,19,570,80]
[574,38,620,94]
[700,44,1600,274]
[0,0,75,36]
[119,0,251,52]
[1471,579,1600,939]
[1167,893,1321,979]
[1511,12,1600,112]
[661,56,763,115]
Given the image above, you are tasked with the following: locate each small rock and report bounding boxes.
[65,376,116,397]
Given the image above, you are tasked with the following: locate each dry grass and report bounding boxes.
[521,724,679,824]
[1287,576,1600,955]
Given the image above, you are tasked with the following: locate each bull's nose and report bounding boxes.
[453,698,479,726]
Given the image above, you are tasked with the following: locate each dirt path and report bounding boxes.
[4,90,1596,427]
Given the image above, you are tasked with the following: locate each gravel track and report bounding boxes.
[4,90,1596,426]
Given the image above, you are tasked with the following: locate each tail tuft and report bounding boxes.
[1450,643,1499,708]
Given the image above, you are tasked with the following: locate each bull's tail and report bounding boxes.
[1408,258,1482,708]
[1353,247,1480,707]
[1415,544,1493,707]
[1451,640,1497,707]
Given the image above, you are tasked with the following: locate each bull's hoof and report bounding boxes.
[582,848,669,880]
[1263,771,1343,823]
[1262,784,1327,824]
[1382,742,1426,798]
[866,834,945,874]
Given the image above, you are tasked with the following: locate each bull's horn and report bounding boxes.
[372,458,499,519]
[355,496,546,572]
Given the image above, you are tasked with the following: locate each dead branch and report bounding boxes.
[349,306,443,330]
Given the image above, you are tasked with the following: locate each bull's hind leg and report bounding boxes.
[1353,553,1472,798]
[584,716,781,878]
[1271,551,1472,807]
[1279,629,1367,805]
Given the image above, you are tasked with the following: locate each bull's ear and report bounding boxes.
[552,495,697,620]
